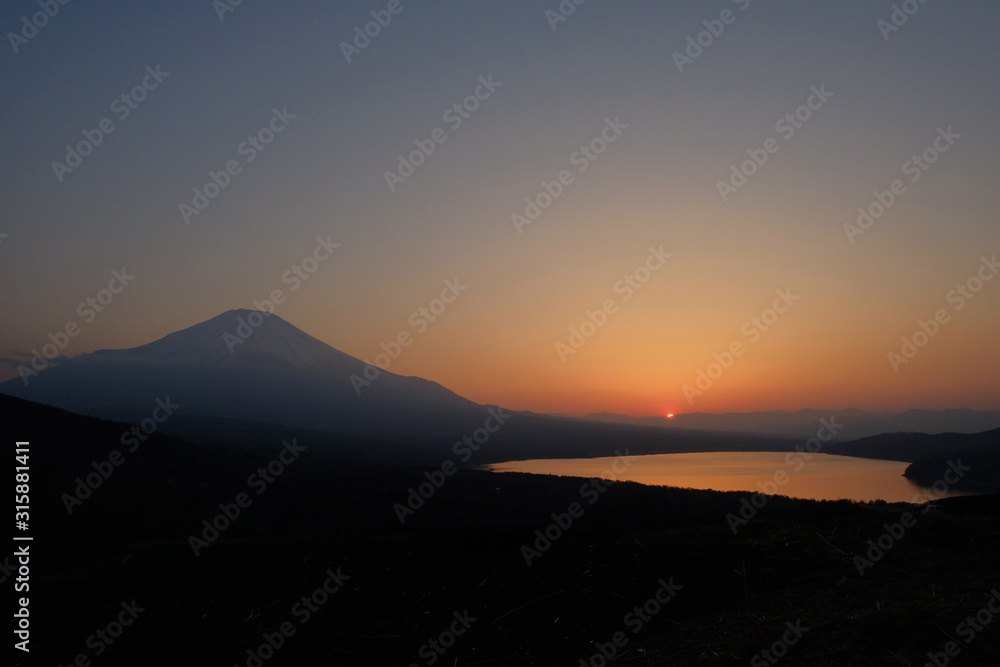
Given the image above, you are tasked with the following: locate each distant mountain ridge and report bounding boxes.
[582,409,1000,440]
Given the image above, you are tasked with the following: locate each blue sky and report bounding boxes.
[2,0,999,414]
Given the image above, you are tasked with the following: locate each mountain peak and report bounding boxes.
[94,309,360,371]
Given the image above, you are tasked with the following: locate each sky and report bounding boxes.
[1,0,998,417]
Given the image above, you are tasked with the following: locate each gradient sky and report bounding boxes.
[2,0,998,416]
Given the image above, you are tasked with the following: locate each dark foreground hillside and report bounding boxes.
[6,395,1000,666]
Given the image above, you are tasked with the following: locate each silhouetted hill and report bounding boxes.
[823,428,1000,489]
[9,394,1000,665]
[826,428,1000,462]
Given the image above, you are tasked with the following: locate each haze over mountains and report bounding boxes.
[3,310,998,464]
[0,310,789,463]
[583,409,1000,441]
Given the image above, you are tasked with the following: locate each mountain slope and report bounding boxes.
[821,428,1000,487]
[0,309,486,443]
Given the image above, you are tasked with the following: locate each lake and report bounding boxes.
[483,451,981,503]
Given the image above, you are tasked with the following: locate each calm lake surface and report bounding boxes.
[484,452,981,503]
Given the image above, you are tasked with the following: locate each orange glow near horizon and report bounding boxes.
[2,3,999,421]
[3,292,995,417]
